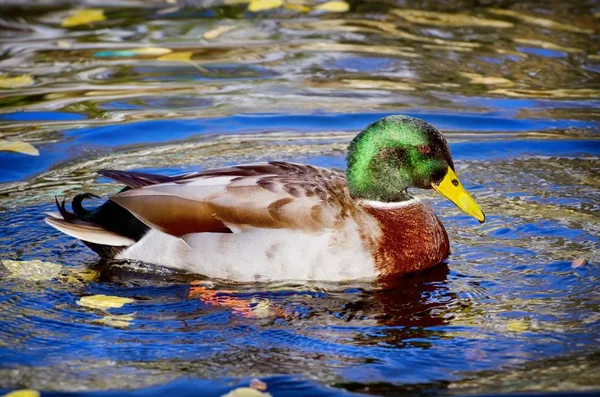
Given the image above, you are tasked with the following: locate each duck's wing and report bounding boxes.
[105,162,353,237]
[97,170,173,188]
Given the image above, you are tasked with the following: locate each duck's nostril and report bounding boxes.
[451,179,459,187]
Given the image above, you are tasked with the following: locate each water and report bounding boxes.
[0,1,599,396]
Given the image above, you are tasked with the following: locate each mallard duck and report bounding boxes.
[45,115,484,282]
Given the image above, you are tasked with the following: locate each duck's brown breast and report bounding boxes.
[360,200,450,277]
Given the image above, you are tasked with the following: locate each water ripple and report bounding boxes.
[0,0,599,395]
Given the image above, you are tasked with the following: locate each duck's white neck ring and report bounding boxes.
[357,197,421,209]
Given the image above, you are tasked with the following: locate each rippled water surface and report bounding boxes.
[1,1,599,396]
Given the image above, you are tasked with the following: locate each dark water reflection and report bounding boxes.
[0,0,599,396]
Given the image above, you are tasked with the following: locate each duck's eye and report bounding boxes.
[418,145,431,154]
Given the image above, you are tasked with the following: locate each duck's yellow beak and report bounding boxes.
[432,167,485,223]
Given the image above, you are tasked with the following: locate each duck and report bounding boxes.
[45,115,485,282]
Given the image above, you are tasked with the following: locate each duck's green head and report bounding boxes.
[346,115,485,222]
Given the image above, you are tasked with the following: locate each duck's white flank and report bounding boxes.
[115,217,380,282]
[358,197,420,209]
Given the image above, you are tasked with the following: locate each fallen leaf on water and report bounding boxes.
[283,3,311,12]
[62,267,100,285]
[61,9,106,28]
[0,140,39,156]
[2,259,61,281]
[157,51,208,73]
[94,313,136,328]
[77,294,134,310]
[315,1,349,13]
[0,74,34,89]
[203,25,236,40]
[248,0,283,12]
[157,51,194,62]
[1,390,40,397]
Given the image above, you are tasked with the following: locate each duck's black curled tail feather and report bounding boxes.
[45,191,150,258]
[72,193,100,218]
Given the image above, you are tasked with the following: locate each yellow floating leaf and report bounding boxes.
[157,51,193,62]
[76,269,100,282]
[203,25,236,40]
[0,74,34,89]
[94,313,136,328]
[315,1,349,13]
[0,140,39,156]
[1,390,40,397]
[248,0,283,12]
[157,51,208,73]
[61,9,106,28]
[63,267,100,285]
[221,388,271,397]
[283,3,311,12]
[76,268,100,282]
[2,260,61,281]
[133,47,173,56]
[77,294,134,310]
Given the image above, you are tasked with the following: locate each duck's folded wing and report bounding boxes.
[97,170,173,188]
[106,162,350,237]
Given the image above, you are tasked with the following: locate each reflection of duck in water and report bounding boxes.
[89,254,456,332]
[46,115,484,282]
[187,263,454,331]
